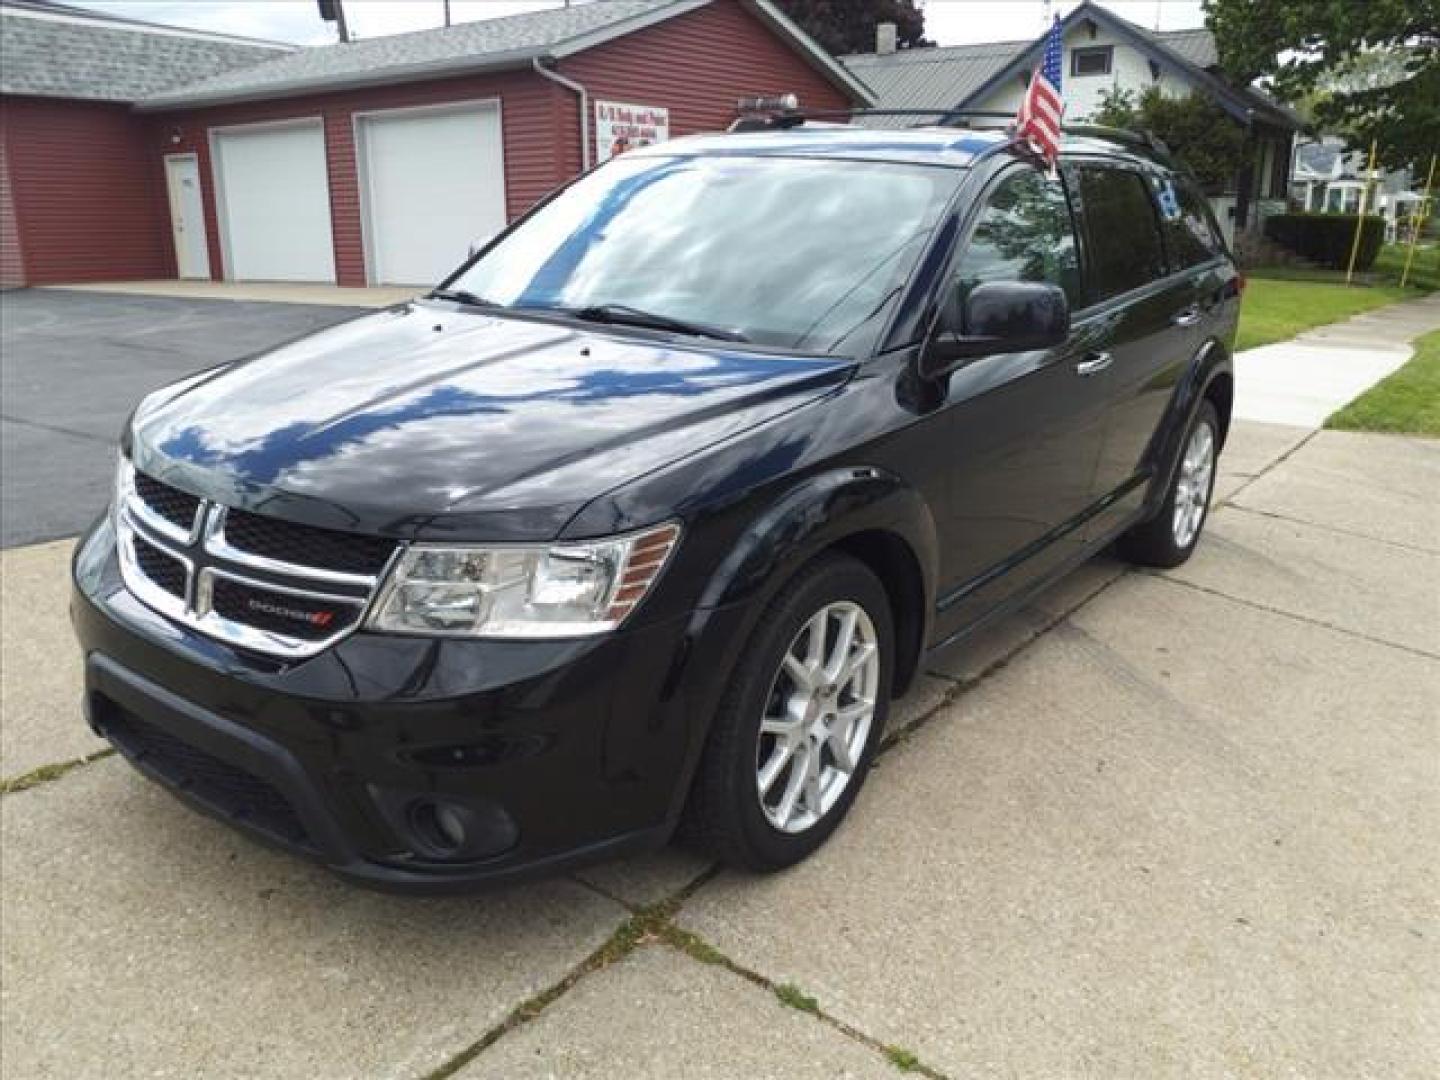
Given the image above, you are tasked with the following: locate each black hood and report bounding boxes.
[130,304,854,541]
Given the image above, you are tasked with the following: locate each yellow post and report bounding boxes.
[1346,139,1378,285]
[1400,153,1436,289]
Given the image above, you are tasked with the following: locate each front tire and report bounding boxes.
[1118,400,1219,568]
[683,553,893,871]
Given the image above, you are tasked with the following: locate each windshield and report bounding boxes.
[444,153,962,351]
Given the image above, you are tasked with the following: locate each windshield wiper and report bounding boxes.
[428,288,499,308]
[565,303,749,342]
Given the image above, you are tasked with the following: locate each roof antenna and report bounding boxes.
[1154,0,1161,30]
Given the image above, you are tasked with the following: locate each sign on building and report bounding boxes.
[595,101,669,162]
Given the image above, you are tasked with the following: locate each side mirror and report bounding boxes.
[919,280,1070,378]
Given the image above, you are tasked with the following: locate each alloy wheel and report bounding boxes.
[755,601,880,834]
[1172,420,1215,549]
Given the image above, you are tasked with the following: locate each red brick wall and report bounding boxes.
[1,96,170,284]
[557,0,854,173]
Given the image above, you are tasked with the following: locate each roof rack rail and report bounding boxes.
[729,108,1016,132]
[1061,123,1172,157]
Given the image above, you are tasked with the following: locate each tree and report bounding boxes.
[1090,86,1249,194]
[773,0,931,56]
[1203,0,1439,172]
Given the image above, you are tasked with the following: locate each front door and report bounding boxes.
[929,163,1111,642]
[164,154,210,280]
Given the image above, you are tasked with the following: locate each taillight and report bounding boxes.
[1235,272,1247,295]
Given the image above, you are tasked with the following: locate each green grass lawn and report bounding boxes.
[1236,277,1410,351]
[1326,328,1440,436]
[1375,242,1440,292]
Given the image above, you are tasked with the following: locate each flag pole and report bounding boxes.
[1400,153,1436,289]
[1345,139,1378,286]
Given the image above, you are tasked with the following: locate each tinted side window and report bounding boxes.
[952,168,1082,307]
[1076,166,1166,302]
[1151,174,1224,269]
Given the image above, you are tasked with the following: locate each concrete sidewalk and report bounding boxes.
[1232,292,1440,427]
[3,421,1436,1079]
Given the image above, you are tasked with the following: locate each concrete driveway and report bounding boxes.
[3,417,1436,1078]
[0,289,370,548]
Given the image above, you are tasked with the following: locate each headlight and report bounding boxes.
[367,523,680,638]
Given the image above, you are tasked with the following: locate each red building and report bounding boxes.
[0,0,870,289]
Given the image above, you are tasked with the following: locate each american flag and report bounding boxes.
[1015,15,1064,168]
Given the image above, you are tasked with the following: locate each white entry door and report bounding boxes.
[359,103,507,286]
[213,121,336,282]
[164,154,210,280]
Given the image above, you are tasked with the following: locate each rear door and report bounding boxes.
[1068,162,1195,531]
[928,163,1111,641]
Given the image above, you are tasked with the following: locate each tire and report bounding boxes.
[682,553,894,871]
[1117,400,1220,569]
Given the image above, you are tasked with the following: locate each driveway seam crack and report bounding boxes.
[0,412,114,445]
[0,748,116,796]
[886,566,1130,753]
[1223,502,1439,556]
[659,924,951,1078]
[1144,572,1440,660]
[416,864,720,1079]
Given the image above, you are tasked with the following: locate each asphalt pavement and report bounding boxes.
[0,289,368,547]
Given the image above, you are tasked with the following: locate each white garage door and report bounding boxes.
[359,103,507,286]
[213,122,335,283]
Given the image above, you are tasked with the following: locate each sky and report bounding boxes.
[67,0,1210,49]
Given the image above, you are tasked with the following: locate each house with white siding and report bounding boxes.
[842,0,1302,244]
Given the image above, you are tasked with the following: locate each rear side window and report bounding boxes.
[952,167,1082,308]
[1151,174,1225,269]
[1075,166,1166,303]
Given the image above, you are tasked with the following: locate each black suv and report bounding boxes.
[72,121,1238,890]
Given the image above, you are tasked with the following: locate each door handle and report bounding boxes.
[1172,304,1202,327]
[1074,351,1112,376]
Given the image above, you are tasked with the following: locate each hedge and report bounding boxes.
[1264,213,1385,270]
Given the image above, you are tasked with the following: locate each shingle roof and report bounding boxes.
[840,2,1298,131]
[1153,27,1219,70]
[136,0,682,110]
[0,0,291,103]
[840,40,1029,126]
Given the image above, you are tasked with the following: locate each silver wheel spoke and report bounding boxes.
[782,652,813,691]
[775,745,809,823]
[757,739,796,796]
[822,607,859,683]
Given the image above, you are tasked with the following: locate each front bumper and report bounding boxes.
[71,519,746,892]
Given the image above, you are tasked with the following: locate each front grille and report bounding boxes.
[101,704,314,853]
[225,509,396,576]
[210,576,362,642]
[134,471,200,535]
[132,534,187,598]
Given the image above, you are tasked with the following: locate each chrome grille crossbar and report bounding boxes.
[116,462,397,659]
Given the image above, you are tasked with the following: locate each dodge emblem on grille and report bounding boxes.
[247,597,334,628]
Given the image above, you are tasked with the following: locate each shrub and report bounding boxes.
[1264,212,1385,269]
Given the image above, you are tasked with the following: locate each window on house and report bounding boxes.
[1071,46,1112,77]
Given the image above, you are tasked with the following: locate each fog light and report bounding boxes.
[383,793,519,862]
[409,799,467,854]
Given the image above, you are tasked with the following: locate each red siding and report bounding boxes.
[1,97,169,284]
[3,0,859,288]
[558,0,853,172]
[0,129,24,287]
[148,70,563,286]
